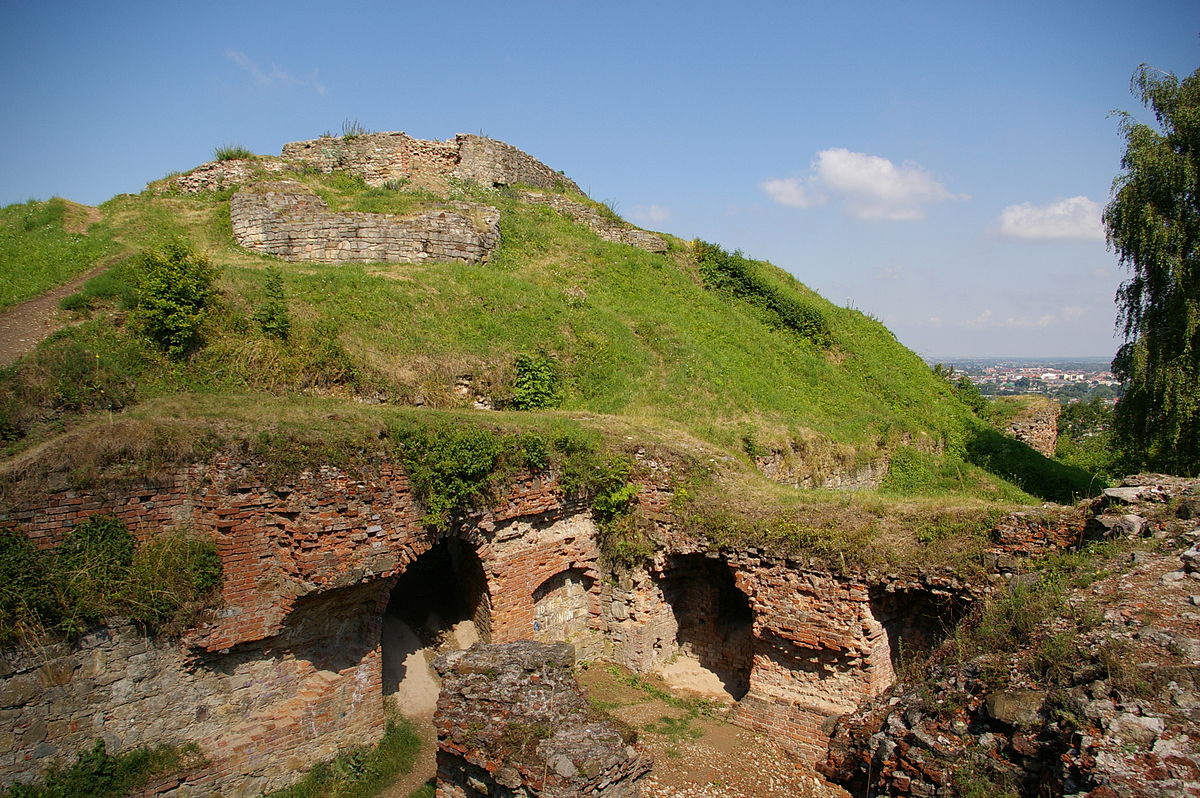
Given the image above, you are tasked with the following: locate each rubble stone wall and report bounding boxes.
[433,641,651,798]
[1003,395,1061,457]
[230,181,500,265]
[280,132,582,194]
[519,190,667,253]
[0,585,386,797]
[157,158,287,194]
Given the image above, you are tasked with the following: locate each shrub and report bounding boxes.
[509,352,561,409]
[132,241,218,359]
[213,145,254,161]
[252,266,291,340]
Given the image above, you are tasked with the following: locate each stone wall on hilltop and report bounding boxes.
[280,132,582,194]
[229,181,500,265]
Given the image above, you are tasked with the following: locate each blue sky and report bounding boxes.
[2,0,1196,357]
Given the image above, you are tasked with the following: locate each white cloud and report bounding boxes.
[763,149,964,220]
[226,50,327,95]
[629,204,672,224]
[761,177,826,208]
[997,196,1103,241]
[961,306,1092,329]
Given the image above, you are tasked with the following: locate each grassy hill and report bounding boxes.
[0,151,1104,572]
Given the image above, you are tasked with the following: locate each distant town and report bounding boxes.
[922,356,1123,403]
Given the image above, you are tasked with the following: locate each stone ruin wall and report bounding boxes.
[434,641,651,798]
[519,190,668,253]
[280,132,582,194]
[1006,398,1061,458]
[0,451,990,793]
[158,158,287,194]
[230,181,500,265]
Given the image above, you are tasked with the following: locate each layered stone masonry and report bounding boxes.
[0,593,385,797]
[230,181,500,265]
[433,641,651,797]
[517,190,668,253]
[280,132,582,194]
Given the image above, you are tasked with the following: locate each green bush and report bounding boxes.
[252,266,291,341]
[393,422,518,529]
[509,352,561,409]
[132,241,218,359]
[693,240,831,347]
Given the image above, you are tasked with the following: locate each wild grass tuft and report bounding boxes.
[213,145,255,161]
[0,514,222,645]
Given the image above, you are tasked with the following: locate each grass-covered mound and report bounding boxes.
[1,163,1104,554]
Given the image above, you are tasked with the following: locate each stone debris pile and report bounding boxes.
[434,640,652,797]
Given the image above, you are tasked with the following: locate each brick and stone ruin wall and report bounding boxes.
[230,181,500,265]
[0,449,1003,796]
[1005,396,1061,457]
[434,641,651,797]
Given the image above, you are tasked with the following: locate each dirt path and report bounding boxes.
[576,664,849,798]
[0,264,107,367]
[378,718,436,798]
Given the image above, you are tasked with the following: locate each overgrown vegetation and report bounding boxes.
[0,198,118,310]
[252,265,291,340]
[1105,64,1200,476]
[132,241,219,359]
[264,713,422,798]
[0,739,204,798]
[1055,398,1118,479]
[0,514,221,644]
[693,239,832,348]
[508,352,561,409]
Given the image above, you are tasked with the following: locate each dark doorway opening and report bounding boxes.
[659,554,754,700]
[381,539,491,717]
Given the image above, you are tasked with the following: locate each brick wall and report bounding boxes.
[1,448,993,787]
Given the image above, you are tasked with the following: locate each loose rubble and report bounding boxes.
[821,475,1200,797]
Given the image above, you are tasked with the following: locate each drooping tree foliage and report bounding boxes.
[1104,65,1200,476]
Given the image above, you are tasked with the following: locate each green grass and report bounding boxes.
[0,172,1115,570]
[0,199,119,310]
[0,513,221,645]
[213,145,255,161]
[0,739,203,798]
[265,713,422,798]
